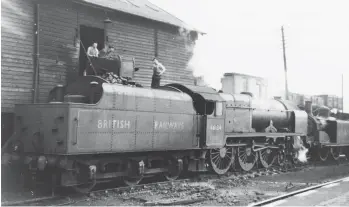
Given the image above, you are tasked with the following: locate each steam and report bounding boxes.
[293,136,309,163]
[177,27,212,87]
[178,27,195,54]
[178,27,223,89]
[296,146,309,163]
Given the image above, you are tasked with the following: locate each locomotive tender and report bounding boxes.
[2,57,349,193]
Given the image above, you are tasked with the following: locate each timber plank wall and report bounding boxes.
[1,0,35,112]
[1,0,196,113]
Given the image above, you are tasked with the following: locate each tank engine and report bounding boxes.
[305,102,349,161]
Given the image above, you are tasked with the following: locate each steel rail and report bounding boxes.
[248,176,349,207]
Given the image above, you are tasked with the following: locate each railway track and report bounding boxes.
[2,157,348,206]
[248,176,349,206]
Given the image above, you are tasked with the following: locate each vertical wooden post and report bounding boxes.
[281,26,289,100]
[154,28,158,57]
[342,74,344,112]
[32,2,40,103]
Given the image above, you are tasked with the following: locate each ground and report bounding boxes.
[262,178,349,206]
[2,162,349,206]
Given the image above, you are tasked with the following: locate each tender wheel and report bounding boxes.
[164,158,183,181]
[330,147,341,161]
[71,162,96,194]
[208,147,234,175]
[123,176,143,186]
[123,160,144,186]
[237,145,258,171]
[318,146,329,161]
[259,148,276,168]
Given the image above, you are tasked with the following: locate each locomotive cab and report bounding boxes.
[165,84,226,148]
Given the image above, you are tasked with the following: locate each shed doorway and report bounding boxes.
[79,25,105,76]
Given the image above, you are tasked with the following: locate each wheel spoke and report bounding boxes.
[212,154,220,162]
[241,154,247,163]
[217,158,222,168]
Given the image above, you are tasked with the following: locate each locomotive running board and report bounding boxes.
[225,132,304,138]
[322,143,349,147]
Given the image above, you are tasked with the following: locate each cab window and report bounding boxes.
[215,102,223,116]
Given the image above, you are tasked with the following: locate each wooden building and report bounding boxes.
[1,0,201,144]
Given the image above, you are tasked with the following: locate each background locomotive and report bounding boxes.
[2,56,349,193]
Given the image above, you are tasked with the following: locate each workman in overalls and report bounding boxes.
[84,42,99,76]
[151,58,166,88]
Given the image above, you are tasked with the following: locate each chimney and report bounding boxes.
[305,101,313,115]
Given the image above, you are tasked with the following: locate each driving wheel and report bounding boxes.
[208,147,234,175]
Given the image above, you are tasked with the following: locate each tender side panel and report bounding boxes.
[14,105,41,153]
[67,108,198,154]
[14,104,69,154]
[38,106,69,154]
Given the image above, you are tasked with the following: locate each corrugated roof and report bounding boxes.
[75,0,203,33]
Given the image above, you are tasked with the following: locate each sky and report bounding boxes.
[150,0,349,112]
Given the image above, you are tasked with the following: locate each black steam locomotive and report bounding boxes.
[2,57,349,193]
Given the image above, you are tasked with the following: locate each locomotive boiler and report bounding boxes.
[251,99,305,133]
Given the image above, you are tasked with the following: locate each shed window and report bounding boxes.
[215,102,223,116]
